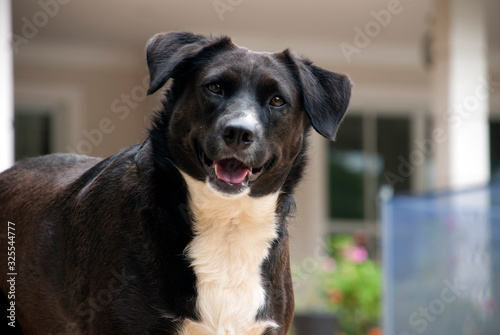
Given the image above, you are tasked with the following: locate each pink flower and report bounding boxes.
[345,246,368,264]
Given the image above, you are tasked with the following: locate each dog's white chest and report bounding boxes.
[179,173,279,335]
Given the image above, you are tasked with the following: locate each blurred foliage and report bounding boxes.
[293,234,382,335]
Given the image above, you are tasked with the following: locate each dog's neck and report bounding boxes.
[180,171,279,334]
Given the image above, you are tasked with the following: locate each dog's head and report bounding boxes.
[147,32,352,197]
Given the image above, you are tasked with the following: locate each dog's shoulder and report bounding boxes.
[0,153,101,185]
[0,154,102,213]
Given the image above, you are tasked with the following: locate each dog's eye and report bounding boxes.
[270,96,285,107]
[207,83,223,95]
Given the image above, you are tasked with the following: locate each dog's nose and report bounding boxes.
[222,123,255,150]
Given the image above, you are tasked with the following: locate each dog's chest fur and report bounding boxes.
[179,173,279,335]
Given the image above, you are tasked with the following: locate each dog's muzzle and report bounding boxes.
[199,118,270,195]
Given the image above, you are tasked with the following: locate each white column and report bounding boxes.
[432,0,491,316]
[432,0,490,190]
[0,0,14,171]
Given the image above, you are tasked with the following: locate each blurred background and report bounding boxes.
[1,0,500,334]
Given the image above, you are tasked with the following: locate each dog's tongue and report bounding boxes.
[215,159,250,184]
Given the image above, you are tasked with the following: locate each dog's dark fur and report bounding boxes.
[0,32,351,334]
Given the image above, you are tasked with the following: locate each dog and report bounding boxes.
[0,31,351,334]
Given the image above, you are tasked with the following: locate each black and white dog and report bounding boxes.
[0,32,351,334]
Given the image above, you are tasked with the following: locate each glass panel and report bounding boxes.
[376,117,411,192]
[14,112,52,161]
[383,184,500,334]
[328,116,364,219]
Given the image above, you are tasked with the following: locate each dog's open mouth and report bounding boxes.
[200,151,265,192]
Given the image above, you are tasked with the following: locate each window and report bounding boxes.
[376,118,411,193]
[328,114,412,223]
[14,111,53,161]
[328,116,365,219]
[491,120,500,181]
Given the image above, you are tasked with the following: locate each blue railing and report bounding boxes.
[382,183,500,335]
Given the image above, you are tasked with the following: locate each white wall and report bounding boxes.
[14,43,158,158]
[0,0,14,171]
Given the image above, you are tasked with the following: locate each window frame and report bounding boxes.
[326,109,429,236]
[14,85,83,155]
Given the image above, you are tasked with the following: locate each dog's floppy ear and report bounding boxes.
[146,31,233,95]
[281,50,352,140]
